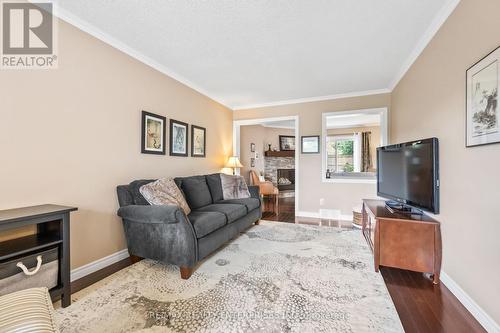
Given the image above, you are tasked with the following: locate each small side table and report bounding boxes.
[0,205,78,307]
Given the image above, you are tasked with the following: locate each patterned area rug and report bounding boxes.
[56,221,403,332]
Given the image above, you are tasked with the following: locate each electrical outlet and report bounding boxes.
[319,198,325,206]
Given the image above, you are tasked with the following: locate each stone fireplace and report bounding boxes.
[277,168,295,191]
[264,156,295,191]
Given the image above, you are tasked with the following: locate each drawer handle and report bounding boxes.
[16,255,43,276]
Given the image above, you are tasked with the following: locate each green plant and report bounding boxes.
[343,162,354,172]
[336,140,353,156]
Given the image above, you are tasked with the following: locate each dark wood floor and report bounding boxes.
[381,267,485,333]
[261,196,295,223]
[70,197,486,333]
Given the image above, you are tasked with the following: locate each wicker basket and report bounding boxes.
[352,206,363,228]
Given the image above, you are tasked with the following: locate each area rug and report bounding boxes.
[56,221,403,332]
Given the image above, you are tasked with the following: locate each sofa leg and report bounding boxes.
[180,266,194,279]
[255,220,260,225]
[130,255,143,264]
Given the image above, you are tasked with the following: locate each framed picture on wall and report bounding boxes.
[191,125,206,157]
[279,135,295,151]
[466,45,500,147]
[250,157,255,167]
[170,119,188,156]
[250,143,256,152]
[141,111,166,155]
[301,135,320,153]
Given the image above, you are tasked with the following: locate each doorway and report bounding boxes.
[233,116,299,222]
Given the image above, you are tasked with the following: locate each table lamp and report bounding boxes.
[225,156,243,175]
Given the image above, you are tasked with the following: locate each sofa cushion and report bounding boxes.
[187,211,226,238]
[206,173,223,203]
[220,174,251,199]
[139,178,191,215]
[128,179,155,205]
[175,175,212,210]
[0,287,58,333]
[196,204,247,223]
[217,198,260,212]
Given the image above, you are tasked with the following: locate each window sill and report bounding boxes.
[322,177,376,184]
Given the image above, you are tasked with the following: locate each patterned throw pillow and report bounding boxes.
[220,174,251,200]
[139,178,191,215]
[0,288,58,333]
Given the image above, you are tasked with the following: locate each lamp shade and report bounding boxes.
[225,156,243,168]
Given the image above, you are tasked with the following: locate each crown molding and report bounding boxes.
[388,0,461,90]
[232,88,391,110]
[52,6,230,108]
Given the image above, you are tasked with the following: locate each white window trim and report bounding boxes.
[321,108,388,184]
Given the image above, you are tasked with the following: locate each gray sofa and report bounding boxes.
[116,173,261,279]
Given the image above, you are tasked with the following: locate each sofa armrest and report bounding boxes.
[248,185,260,199]
[117,205,184,224]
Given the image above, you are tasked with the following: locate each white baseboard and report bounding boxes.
[297,210,353,221]
[70,249,130,282]
[440,271,499,333]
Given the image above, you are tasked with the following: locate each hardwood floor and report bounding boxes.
[261,196,295,223]
[69,202,486,333]
[381,267,485,333]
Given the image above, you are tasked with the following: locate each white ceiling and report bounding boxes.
[55,0,458,109]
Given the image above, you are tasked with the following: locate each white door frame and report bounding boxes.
[233,115,299,216]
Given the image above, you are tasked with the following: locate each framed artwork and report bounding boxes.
[301,135,320,154]
[250,157,255,167]
[169,119,188,156]
[250,143,256,152]
[466,45,500,147]
[141,111,166,155]
[279,135,295,151]
[191,125,206,157]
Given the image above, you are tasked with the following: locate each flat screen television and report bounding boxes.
[377,138,439,214]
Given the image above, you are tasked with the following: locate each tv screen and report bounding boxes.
[377,138,439,214]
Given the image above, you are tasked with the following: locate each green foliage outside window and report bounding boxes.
[336,140,353,156]
[343,162,354,172]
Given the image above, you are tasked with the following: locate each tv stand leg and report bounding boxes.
[432,272,440,285]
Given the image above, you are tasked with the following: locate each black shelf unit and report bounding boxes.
[0,204,77,307]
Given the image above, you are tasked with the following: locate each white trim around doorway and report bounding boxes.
[233,116,299,216]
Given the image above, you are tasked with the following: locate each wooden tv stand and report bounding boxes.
[362,199,442,284]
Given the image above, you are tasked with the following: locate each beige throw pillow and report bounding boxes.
[140,178,191,215]
[220,174,251,200]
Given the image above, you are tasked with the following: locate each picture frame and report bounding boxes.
[250,157,255,167]
[279,135,295,151]
[250,143,256,152]
[141,111,166,155]
[191,125,206,157]
[169,119,188,156]
[301,135,320,154]
[466,45,500,147]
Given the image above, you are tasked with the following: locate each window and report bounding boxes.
[322,108,387,182]
[326,135,355,173]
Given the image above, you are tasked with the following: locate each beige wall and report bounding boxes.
[239,125,294,184]
[263,127,295,152]
[240,125,265,183]
[327,125,381,170]
[234,94,390,215]
[0,18,233,269]
[391,0,500,324]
